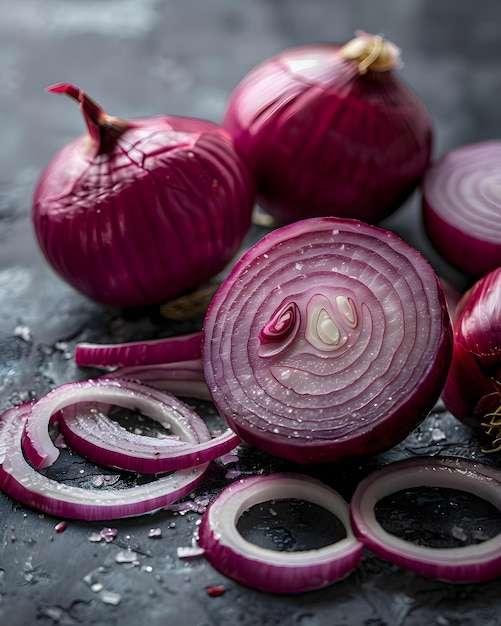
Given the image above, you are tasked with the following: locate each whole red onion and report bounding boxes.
[223,31,432,225]
[441,267,501,449]
[32,83,255,308]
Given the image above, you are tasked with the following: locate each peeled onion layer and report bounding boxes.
[198,473,363,594]
[350,456,501,583]
[75,332,203,368]
[0,403,208,521]
[422,140,501,276]
[202,217,453,464]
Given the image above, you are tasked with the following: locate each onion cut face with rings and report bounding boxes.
[350,456,501,583]
[198,472,363,594]
[202,217,453,464]
[422,140,501,276]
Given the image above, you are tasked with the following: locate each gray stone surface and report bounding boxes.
[1,1,501,624]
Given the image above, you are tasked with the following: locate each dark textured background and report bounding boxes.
[1,1,501,624]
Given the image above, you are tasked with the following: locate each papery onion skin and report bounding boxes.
[422,140,501,277]
[223,31,432,224]
[350,456,501,583]
[441,268,501,440]
[32,83,255,308]
[198,472,363,594]
[202,217,453,464]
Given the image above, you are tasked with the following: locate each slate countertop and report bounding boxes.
[1,1,501,624]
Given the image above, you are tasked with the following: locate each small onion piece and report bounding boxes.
[75,332,203,368]
[22,377,213,469]
[441,268,501,447]
[223,30,432,224]
[350,456,501,583]
[32,83,255,308]
[202,217,453,464]
[0,403,208,521]
[198,473,362,594]
[106,360,212,401]
[422,140,501,276]
[58,401,240,474]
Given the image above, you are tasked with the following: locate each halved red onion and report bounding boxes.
[422,140,501,276]
[22,377,213,469]
[58,400,240,474]
[350,456,501,582]
[198,473,362,594]
[75,332,203,368]
[202,217,453,464]
[0,403,208,521]
[105,360,212,400]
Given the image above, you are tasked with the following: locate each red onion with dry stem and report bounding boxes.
[32,83,255,308]
[223,31,432,224]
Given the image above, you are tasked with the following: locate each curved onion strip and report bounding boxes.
[202,217,452,464]
[75,332,203,368]
[422,140,501,276]
[105,360,212,401]
[58,401,240,474]
[350,456,501,583]
[0,403,208,521]
[23,378,210,469]
[198,473,363,594]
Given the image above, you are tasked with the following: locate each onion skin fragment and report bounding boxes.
[441,268,501,448]
[198,473,363,594]
[32,83,255,308]
[202,217,453,465]
[350,456,501,583]
[223,31,432,225]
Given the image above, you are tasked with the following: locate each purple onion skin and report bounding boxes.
[223,41,432,225]
[442,268,501,433]
[203,217,453,465]
[32,83,255,308]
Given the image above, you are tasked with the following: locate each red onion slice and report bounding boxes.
[58,401,240,474]
[0,403,208,521]
[75,332,203,368]
[23,378,211,469]
[198,473,362,593]
[105,360,212,401]
[202,217,452,464]
[350,456,501,582]
[422,140,501,276]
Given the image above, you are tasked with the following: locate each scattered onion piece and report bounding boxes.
[75,332,203,368]
[106,360,212,401]
[0,403,209,521]
[198,473,363,594]
[422,140,501,276]
[350,456,501,583]
[58,401,240,474]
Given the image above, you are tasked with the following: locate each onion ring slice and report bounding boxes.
[198,472,363,594]
[58,401,240,473]
[23,378,212,469]
[0,403,208,521]
[350,456,501,582]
